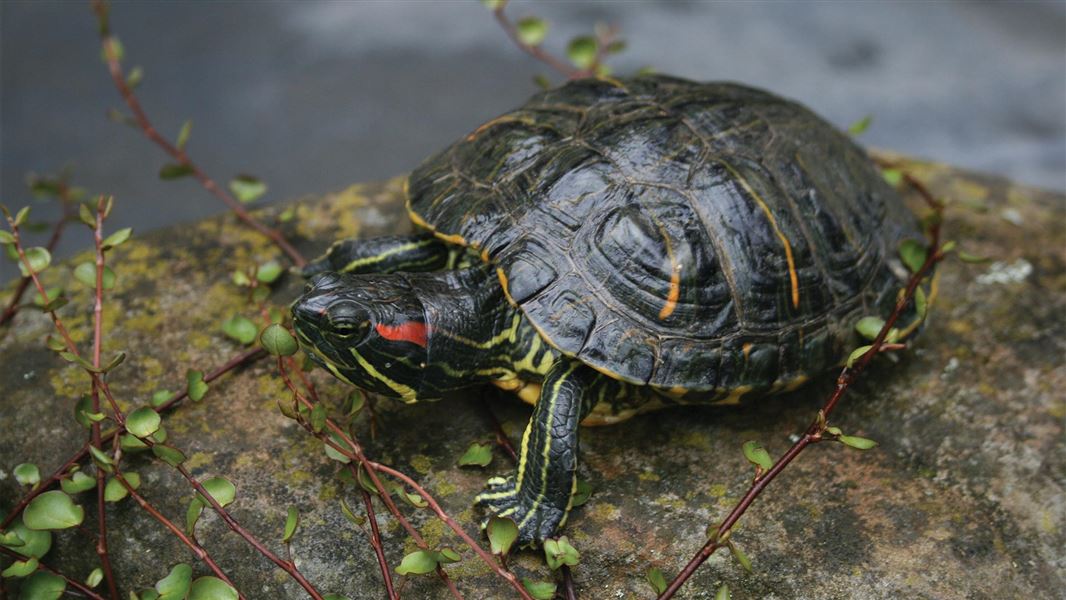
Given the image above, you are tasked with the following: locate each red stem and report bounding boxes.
[0,200,73,328]
[277,360,527,600]
[360,490,398,600]
[0,347,263,531]
[492,7,585,79]
[89,1,306,268]
[115,472,244,598]
[0,547,107,600]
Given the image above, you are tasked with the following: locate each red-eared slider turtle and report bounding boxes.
[291,75,919,545]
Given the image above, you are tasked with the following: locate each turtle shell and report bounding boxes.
[406,75,918,392]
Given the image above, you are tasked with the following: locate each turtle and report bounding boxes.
[291,74,919,546]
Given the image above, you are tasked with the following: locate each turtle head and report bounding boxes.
[291,272,429,402]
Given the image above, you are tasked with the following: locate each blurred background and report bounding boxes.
[2,0,1064,282]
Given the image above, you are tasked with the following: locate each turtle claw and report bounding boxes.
[476,478,566,546]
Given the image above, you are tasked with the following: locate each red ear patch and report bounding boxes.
[374,321,428,348]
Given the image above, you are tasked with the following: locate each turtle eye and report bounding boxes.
[326,300,372,342]
[330,318,370,341]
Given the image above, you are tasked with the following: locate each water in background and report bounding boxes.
[2,1,1064,281]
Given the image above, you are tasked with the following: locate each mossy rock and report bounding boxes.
[1,157,1063,598]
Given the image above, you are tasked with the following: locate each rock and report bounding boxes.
[1,158,1062,599]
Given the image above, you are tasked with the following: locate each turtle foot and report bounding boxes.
[475,478,565,546]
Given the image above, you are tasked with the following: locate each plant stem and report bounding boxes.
[88,0,306,268]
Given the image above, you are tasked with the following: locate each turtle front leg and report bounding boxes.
[301,232,457,277]
[477,358,601,546]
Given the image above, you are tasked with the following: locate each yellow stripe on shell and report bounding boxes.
[721,162,801,309]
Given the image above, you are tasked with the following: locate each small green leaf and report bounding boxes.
[278,205,296,223]
[140,590,162,600]
[18,247,51,277]
[14,206,31,227]
[104,473,140,502]
[45,335,67,352]
[855,316,885,341]
[839,435,878,450]
[716,583,731,600]
[0,230,14,244]
[23,490,84,530]
[19,571,66,600]
[155,563,192,599]
[228,175,268,204]
[259,324,298,356]
[1,557,38,578]
[185,498,204,535]
[347,390,366,415]
[14,463,40,487]
[881,168,903,186]
[457,442,493,467]
[741,440,773,471]
[61,470,96,494]
[437,548,461,564]
[197,477,236,507]
[389,487,422,509]
[324,432,352,464]
[151,390,175,407]
[899,239,927,273]
[914,285,928,318]
[126,406,161,438]
[152,444,186,467]
[186,370,208,402]
[283,506,299,543]
[480,0,506,9]
[543,535,580,570]
[126,65,144,88]
[102,227,133,249]
[187,577,238,600]
[571,478,592,507]
[846,344,873,368]
[231,269,252,287]
[34,287,64,309]
[395,550,439,575]
[486,515,519,556]
[1,519,52,559]
[847,114,873,136]
[221,315,258,345]
[339,497,366,527]
[72,262,116,289]
[88,446,114,473]
[79,203,96,227]
[159,163,194,180]
[825,426,843,436]
[176,120,192,151]
[646,567,667,594]
[256,260,283,284]
[310,403,327,433]
[566,36,598,69]
[958,250,990,264]
[728,541,752,573]
[522,579,557,600]
[85,567,104,588]
[516,17,548,46]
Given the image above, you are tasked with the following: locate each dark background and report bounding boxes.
[2,0,1064,282]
